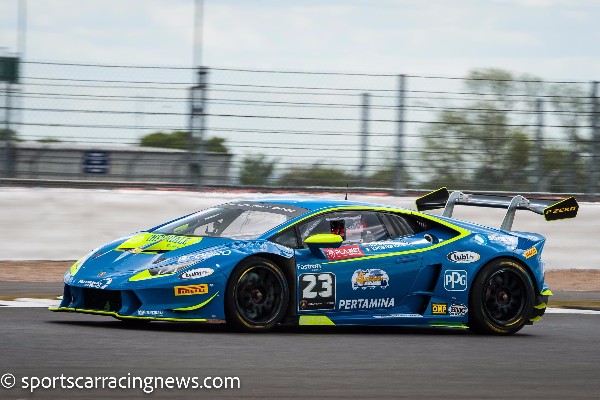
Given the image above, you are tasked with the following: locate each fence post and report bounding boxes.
[394,74,406,195]
[535,98,544,192]
[2,83,15,178]
[589,81,599,194]
[188,67,208,188]
[359,92,369,187]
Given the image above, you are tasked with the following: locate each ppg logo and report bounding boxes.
[444,270,467,291]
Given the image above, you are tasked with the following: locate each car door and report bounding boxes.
[292,210,423,320]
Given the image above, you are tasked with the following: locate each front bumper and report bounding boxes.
[49,283,225,323]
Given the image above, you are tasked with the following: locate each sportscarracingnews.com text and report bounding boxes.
[1,372,241,394]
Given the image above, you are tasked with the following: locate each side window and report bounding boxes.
[270,228,299,249]
[380,213,428,238]
[297,211,389,246]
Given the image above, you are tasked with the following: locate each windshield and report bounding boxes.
[154,202,306,239]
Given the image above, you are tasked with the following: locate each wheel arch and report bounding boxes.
[472,255,540,294]
[227,252,297,322]
[254,252,297,320]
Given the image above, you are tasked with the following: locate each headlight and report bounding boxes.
[147,261,197,277]
[130,248,228,282]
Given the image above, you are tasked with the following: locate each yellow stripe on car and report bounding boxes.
[171,292,219,311]
[299,315,336,325]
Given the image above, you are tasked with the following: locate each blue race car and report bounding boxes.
[51,188,578,335]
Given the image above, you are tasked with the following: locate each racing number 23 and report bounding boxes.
[301,273,333,299]
[299,273,336,310]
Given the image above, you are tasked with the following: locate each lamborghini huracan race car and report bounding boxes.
[51,188,578,335]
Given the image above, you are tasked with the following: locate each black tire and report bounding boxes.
[468,259,535,335]
[225,257,289,332]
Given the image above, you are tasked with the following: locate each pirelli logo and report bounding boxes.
[524,247,538,259]
[431,303,448,315]
[544,206,577,215]
[543,197,578,221]
[174,284,208,296]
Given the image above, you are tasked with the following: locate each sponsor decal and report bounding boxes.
[137,310,163,316]
[488,234,518,250]
[447,251,480,263]
[363,241,409,252]
[174,284,208,296]
[130,247,143,254]
[77,278,113,290]
[449,304,468,316]
[97,271,106,277]
[473,235,486,245]
[299,273,335,310]
[179,268,214,280]
[338,297,395,310]
[545,206,577,215]
[297,263,322,271]
[147,234,195,246]
[524,247,538,259]
[178,249,231,264]
[444,270,468,291]
[373,314,421,319]
[351,269,389,290]
[231,202,300,214]
[323,245,364,261]
[431,303,448,315]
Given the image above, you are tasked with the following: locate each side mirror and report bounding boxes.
[304,234,343,255]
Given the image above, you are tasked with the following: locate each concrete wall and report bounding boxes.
[0,142,232,184]
[0,187,597,269]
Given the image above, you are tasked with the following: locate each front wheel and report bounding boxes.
[225,257,289,332]
[469,259,535,335]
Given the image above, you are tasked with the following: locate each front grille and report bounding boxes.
[82,288,122,312]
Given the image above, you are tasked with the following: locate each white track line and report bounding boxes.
[545,307,600,315]
[0,298,61,308]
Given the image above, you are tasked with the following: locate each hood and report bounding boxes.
[72,233,235,279]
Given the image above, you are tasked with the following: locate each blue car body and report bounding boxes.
[52,193,571,331]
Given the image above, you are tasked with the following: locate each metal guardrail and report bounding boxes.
[2,178,598,202]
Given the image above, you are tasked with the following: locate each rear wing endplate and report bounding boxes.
[416,187,579,231]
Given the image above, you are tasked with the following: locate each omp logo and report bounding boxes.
[545,206,577,215]
[444,270,467,291]
[524,247,538,259]
[174,284,208,296]
[431,303,447,315]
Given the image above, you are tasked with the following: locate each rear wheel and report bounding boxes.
[469,259,535,335]
[225,257,289,332]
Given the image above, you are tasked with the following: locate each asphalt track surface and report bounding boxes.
[0,308,599,399]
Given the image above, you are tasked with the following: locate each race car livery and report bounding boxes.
[51,188,578,335]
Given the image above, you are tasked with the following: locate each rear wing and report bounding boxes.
[416,187,579,231]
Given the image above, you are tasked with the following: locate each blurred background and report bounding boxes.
[0,0,599,194]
